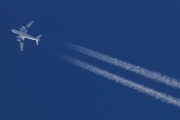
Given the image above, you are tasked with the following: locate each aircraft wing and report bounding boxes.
[17,39,24,51]
[26,21,34,28]
[19,21,34,33]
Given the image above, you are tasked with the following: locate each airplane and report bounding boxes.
[11,21,42,51]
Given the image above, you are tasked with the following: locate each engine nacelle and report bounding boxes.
[22,26,25,29]
[17,36,20,39]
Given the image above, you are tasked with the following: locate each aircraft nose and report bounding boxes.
[11,29,15,32]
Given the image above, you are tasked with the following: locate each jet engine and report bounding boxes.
[22,26,25,29]
[17,36,20,39]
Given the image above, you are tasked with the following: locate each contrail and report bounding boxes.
[60,55,180,107]
[64,42,180,89]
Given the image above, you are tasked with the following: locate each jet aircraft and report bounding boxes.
[11,21,42,51]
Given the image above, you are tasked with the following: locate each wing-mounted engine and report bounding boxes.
[22,26,25,29]
[19,26,28,33]
[16,36,24,40]
[17,36,20,39]
[17,39,24,42]
[19,26,26,30]
[19,21,33,33]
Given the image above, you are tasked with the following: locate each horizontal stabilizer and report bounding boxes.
[36,34,42,39]
[36,40,39,45]
[35,35,41,45]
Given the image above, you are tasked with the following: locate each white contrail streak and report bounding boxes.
[60,55,180,107]
[65,42,180,89]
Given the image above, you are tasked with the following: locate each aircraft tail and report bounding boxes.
[36,34,42,45]
[36,34,42,39]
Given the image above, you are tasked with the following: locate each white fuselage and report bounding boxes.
[11,29,37,41]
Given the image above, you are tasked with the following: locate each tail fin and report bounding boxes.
[36,34,42,45]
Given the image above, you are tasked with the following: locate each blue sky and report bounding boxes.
[0,0,180,120]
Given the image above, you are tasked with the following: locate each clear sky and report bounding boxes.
[0,0,180,120]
